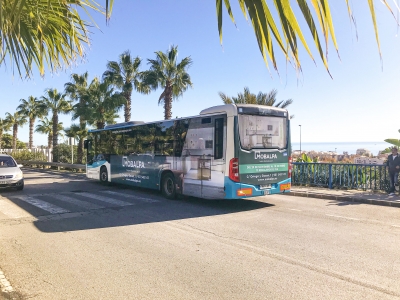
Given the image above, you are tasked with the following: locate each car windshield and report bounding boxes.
[0,157,17,167]
[238,114,287,150]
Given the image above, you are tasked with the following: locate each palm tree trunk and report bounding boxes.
[48,134,52,149]
[52,112,58,162]
[12,124,18,150]
[164,86,173,120]
[77,139,83,164]
[96,121,105,129]
[124,91,131,122]
[29,118,34,149]
[52,112,58,149]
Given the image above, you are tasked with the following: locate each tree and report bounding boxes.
[1,0,105,78]
[65,72,90,163]
[384,129,400,148]
[144,46,193,120]
[73,78,125,129]
[35,117,64,150]
[64,123,88,164]
[1,133,26,149]
[40,89,72,154]
[103,51,150,122]
[219,87,293,108]
[4,112,27,150]
[17,96,45,149]
[0,118,11,149]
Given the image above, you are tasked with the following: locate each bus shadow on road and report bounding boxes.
[27,183,275,233]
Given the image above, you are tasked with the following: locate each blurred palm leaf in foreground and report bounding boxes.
[2,1,399,78]
[0,0,103,77]
[216,0,399,75]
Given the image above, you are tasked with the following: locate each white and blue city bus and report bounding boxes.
[84,104,292,199]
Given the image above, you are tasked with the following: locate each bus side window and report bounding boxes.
[214,118,224,159]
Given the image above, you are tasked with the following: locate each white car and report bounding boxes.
[0,154,24,190]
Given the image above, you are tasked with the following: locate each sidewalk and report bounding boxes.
[288,186,400,207]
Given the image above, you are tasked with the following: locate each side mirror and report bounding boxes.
[18,164,23,168]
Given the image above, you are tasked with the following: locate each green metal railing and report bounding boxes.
[292,163,391,191]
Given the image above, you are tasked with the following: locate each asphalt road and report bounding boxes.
[0,168,399,300]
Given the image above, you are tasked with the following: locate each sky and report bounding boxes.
[1,1,400,147]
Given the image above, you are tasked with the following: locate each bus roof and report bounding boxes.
[88,104,288,133]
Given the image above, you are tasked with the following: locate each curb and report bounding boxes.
[287,191,400,208]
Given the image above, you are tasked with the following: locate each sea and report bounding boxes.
[290,142,391,156]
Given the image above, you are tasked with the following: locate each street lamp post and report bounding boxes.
[299,125,302,154]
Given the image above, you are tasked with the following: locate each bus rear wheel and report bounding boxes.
[161,173,176,199]
[100,166,108,184]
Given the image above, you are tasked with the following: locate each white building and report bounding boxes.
[354,157,384,165]
[356,148,371,156]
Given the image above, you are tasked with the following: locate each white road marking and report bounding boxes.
[326,214,360,221]
[391,225,400,228]
[0,197,32,219]
[287,208,302,212]
[0,269,14,293]
[103,190,159,203]
[56,194,104,210]
[15,196,70,214]
[78,192,133,206]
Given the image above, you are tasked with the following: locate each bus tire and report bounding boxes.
[161,173,176,199]
[100,166,108,184]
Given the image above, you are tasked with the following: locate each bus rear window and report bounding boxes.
[238,115,287,150]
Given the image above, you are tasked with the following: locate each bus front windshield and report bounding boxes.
[238,114,287,150]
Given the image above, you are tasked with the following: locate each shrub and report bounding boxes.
[11,150,47,162]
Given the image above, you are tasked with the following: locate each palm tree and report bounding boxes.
[35,117,63,150]
[219,87,293,108]
[4,112,27,150]
[64,123,88,164]
[0,118,11,149]
[1,0,104,78]
[17,96,45,149]
[144,46,193,120]
[65,72,90,163]
[103,51,150,122]
[73,78,125,129]
[40,89,72,152]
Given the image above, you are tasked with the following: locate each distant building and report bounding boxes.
[356,148,371,156]
[354,157,384,165]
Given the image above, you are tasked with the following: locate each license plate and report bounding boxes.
[263,190,270,195]
[0,181,7,184]
[280,183,291,191]
[260,184,271,190]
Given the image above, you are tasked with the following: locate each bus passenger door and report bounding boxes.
[200,116,226,199]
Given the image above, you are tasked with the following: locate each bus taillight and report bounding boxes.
[288,156,292,178]
[229,158,240,182]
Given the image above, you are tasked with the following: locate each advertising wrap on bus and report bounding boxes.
[239,150,289,185]
[110,154,167,189]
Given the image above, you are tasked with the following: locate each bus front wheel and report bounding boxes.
[161,173,176,199]
[100,167,108,184]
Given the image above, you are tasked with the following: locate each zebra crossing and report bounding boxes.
[0,190,161,220]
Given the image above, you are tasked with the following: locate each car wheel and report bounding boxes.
[16,181,24,191]
[161,173,176,199]
[100,167,108,184]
